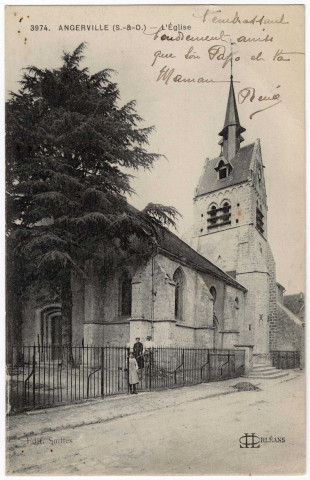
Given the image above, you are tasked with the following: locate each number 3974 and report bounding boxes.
[30,25,49,31]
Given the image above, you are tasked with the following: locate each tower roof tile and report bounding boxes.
[195,142,255,197]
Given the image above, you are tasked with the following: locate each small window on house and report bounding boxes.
[249,324,252,331]
[210,286,217,303]
[120,272,132,316]
[236,219,239,224]
[201,213,203,217]
[235,297,239,309]
[258,168,262,182]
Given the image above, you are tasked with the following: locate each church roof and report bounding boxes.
[219,76,246,137]
[156,226,247,292]
[195,142,255,197]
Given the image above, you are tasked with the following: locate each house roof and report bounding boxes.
[156,226,247,292]
[283,293,305,321]
[276,282,285,292]
[195,142,255,198]
[277,302,303,328]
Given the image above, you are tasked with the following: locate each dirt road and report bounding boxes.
[7,373,305,475]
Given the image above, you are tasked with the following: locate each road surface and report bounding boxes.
[7,373,305,475]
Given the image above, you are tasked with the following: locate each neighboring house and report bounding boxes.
[283,293,305,323]
[276,283,304,353]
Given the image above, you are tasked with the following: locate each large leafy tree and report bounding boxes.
[6,43,178,355]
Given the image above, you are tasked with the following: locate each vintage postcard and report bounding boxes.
[5,4,305,476]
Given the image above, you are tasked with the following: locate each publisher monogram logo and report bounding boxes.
[239,433,261,448]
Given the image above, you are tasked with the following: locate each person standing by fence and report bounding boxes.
[144,335,155,374]
[133,337,144,369]
[128,352,139,394]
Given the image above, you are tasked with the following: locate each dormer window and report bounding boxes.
[215,158,232,180]
[219,164,227,179]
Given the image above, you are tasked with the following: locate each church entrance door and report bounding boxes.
[51,315,62,360]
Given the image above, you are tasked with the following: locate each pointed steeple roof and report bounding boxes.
[219,76,245,138]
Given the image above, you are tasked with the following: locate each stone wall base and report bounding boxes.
[252,353,271,366]
[83,322,130,346]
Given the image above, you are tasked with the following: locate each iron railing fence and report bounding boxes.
[270,350,300,370]
[7,345,245,414]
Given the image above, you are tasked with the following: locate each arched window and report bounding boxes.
[222,201,231,222]
[256,205,264,235]
[209,205,217,225]
[173,268,185,321]
[210,286,217,304]
[38,304,62,360]
[120,272,132,316]
[235,297,239,309]
[208,201,231,230]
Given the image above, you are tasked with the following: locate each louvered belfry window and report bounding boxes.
[256,207,264,235]
[207,202,231,230]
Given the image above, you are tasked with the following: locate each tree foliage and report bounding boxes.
[6,43,179,349]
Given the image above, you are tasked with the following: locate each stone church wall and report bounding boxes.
[19,249,246,351]
[194,183,253,266]
[266,243,278,351]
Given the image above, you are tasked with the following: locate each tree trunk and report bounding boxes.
[6,289,23,365]
[6,249,24,365]
[60,270,74,366]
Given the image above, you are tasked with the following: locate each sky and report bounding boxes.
[5,4,305,294]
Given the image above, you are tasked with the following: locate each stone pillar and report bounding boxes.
[221,331,240,349]
[129,319,152,347]
[234,344,254,375]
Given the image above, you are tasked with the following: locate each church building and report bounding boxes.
[17,75,303,366]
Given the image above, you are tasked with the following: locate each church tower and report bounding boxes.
[192,76,277,361]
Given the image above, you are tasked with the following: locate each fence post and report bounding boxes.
[182,349,185,385]
[149,350,152,391]
[286,351,288,369]
[127,348,130,394]
[32,345,36,408]
[101,347,104,397]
